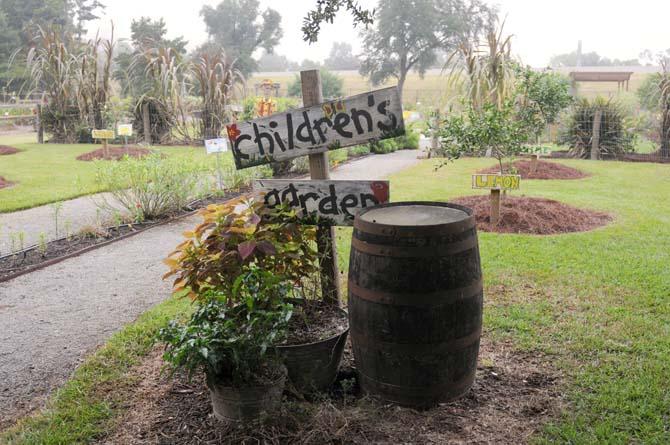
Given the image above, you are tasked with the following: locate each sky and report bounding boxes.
[89,0,670,68]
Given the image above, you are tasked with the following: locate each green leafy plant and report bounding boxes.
[164,199,319,302]
[93,153,206,221]
[438,99,533,172]
[159,266,293,385]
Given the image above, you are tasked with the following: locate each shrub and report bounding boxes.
[287,69,344,100]
[369,138,399,154]
[397,131,420,149]
[159,268,293,384]
[559,97,635,158]
[93,153,206,221]
[637,73,662,111]
[347,144,371,157]
[163,200,319,302]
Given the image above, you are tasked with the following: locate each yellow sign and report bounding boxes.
[117,124,133,136]
[472,174,520,190]
[91,129,114,140]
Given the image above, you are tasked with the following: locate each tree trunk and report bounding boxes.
[397,71,406,105]
[661,103,670,158]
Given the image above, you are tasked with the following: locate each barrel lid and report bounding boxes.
[359,203,469,226]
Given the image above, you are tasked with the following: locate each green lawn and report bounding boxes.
[3,157,670,443]
[335,158,670,443]
[0,134,227,213]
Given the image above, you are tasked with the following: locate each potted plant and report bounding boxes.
[164,199,349,393]
[159,266,293,422]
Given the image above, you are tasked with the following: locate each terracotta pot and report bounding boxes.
[206,365,287,422]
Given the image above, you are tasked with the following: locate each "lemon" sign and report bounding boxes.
[472,174,520,190]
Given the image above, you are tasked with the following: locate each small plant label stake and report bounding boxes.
[226,70,405,306]
[252,180,390,226]
[205,138,229,190]
[117,123,132,148]
[472,174,521,225]
[91,129,115,157]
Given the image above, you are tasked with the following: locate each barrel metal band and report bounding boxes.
[351,236,478,258]
[354,216,475,237]
[357,368,476,399]
[350,326,482,354]
[348,279,483,307]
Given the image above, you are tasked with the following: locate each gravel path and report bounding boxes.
[0,149,420,429]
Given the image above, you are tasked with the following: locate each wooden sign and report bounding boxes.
[117,124,133,136]
[472,174,521,190]
[252,179,390,226]
[91,129,114,140]
[227,87,404,169]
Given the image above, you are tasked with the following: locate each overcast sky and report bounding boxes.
[89,0,670,67]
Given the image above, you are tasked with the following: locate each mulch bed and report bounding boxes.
[282,300,348,345]
[98,338,563,444]
[479,160,588,180]
[451,195,611,235]
[0,176,15,189]
[76,146,153,161]
[0,145,20,155]
[550,150,670,164]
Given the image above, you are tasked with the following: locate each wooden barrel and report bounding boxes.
[348,201,483,408]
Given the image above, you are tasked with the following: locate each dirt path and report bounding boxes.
[0,150,420,254]
[0,149,420,429]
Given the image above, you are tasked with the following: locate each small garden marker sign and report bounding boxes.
[472,173,521,225]
[92,129,115,156]
[205,138,229,190]
[253,179,390,226]
[226,86,404,169]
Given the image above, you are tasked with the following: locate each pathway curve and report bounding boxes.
[0,149,420,429]
[0,150,420,254]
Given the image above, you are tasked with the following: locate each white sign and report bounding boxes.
[205,138,229,154]
[117,124,133,136]
[252,179,390,226]
[226,87,404,169]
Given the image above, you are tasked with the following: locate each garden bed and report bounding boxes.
[0,145,20,155]
[98,338,562,444]
[0,190,245,283]
[479,159,588,180]
[76,146,153,161]
[450,195,611,234]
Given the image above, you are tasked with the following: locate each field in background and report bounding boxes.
[249,70,655,107]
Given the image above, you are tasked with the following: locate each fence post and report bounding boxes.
[142,103,151,145]
[36,104,44,144]
[300,69,341,307]
[591,108,602,160]
[429,108,440,159]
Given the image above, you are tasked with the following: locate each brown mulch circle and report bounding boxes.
[98,338,563,445]
[0,145,20,155]
[283,300,348,345]
[76,146,153,161]
[479,160,588,180]
[0,176,15,189]
[451,195,611,235]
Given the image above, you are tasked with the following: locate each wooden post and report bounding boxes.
[142,103,151,145]
[300,69,341,306]
[591,108,602,160]
[36,104,44,144]
[530,153,538,174]
[490,189,501,226]
[102,139,109,157]
[429,108,440,159]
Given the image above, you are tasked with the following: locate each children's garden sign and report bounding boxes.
[226,87,404,169]
[253,179,390,226]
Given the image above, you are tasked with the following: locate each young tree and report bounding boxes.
[301,0,374,43]
[359,0,493,101]
[200,0,282,77]
[324,42,359,70]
